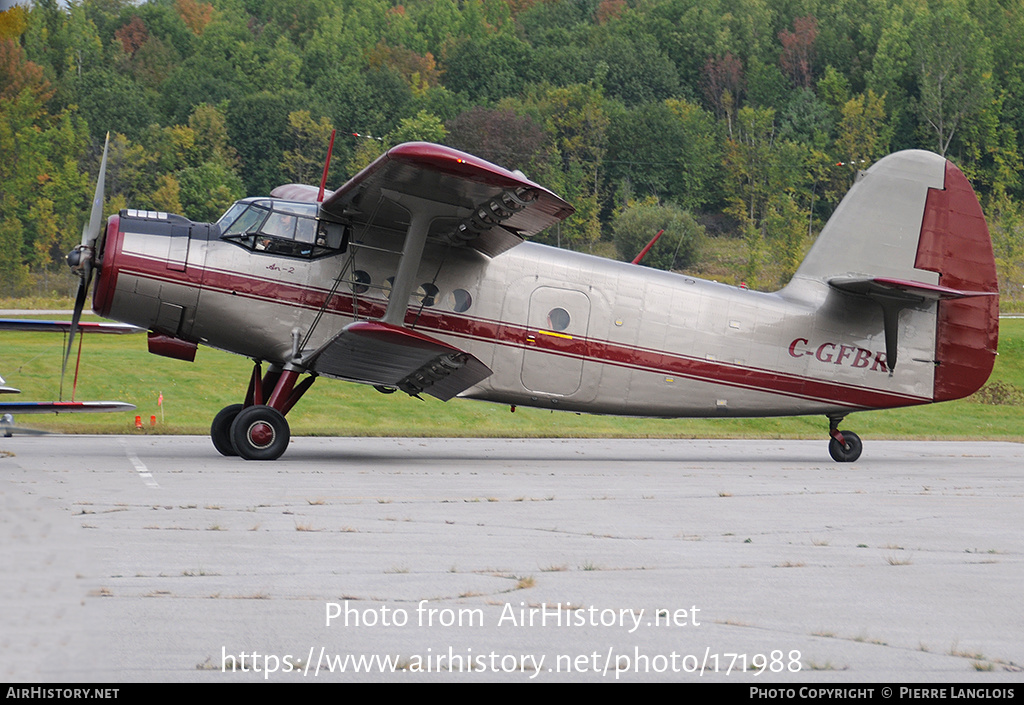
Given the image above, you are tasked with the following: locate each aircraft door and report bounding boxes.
[521,286,591,396]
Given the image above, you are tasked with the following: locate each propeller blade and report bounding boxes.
[60,273,89,399]
[82,132,110,249]
[62,134,107,399]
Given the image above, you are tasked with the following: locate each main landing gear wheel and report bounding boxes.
[828,430,863,463]
[211,403,244,457]
[230,404,290,461]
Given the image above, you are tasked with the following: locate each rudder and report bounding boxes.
[915,160,999,400]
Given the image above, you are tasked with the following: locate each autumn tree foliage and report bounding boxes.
[779,15,818,89]
[175,0,213,35]
[446,106,547,173]
[0,0,1022,305]
[115,16,148,56]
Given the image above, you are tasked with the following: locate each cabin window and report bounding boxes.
[222,205,266,237]
[448,289,472,313]
[547,307,570,332]
[416,283,440,307]
[351,270,371,294]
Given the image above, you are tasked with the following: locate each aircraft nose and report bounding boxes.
[92,214,122,318]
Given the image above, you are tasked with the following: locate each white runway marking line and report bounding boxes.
[119,439,160,488]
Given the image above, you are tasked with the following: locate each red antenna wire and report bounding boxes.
[318,129,337,203]
[632,229,665,265]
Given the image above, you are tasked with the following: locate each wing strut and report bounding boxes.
[380,189,453,327]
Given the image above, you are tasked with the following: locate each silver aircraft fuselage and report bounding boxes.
[89,147,999,461]
[98,211,928,418]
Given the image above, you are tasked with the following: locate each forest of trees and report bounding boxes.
[2,0,1022,304]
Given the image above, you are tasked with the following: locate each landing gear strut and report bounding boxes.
[827,415,863,463]
[210,361,315,461]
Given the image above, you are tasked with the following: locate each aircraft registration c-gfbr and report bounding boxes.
[64,137,999,461]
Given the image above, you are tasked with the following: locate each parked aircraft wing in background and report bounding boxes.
[0,319,144,334]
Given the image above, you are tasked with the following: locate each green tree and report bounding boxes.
[441,32,533,102]
[910,0,993,156]
[723,106,810,287]
[281,110,335,185]
[517,83,609,251]
[612,199,704,271]
[178,161,244,221]
[388,110,446,145]
[226,90,297,195]
[590,32,679,106]
[828,90,891,203]
[606,98,721,212]
[346,111,448,174]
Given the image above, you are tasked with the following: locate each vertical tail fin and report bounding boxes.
[790,150,999,400]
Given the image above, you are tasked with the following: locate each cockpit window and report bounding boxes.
[222,205,267,236]
[217,202,248,231]
[219,199,347,259]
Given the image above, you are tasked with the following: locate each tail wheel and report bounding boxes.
[828,430,863,463]
[211,403,244,457]
[230,405,290,461]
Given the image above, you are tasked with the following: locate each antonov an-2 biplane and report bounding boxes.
[64,137,999,461]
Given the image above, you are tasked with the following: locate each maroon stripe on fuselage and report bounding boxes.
[113,249,930,410]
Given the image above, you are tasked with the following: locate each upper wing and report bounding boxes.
[272,141,574,258]
[272,143,573,398]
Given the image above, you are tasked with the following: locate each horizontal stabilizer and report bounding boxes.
[304,321,492,401]
[829,276,997,302]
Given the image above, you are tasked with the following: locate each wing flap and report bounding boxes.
[304,321,492,401]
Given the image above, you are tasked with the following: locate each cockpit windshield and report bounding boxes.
[218,199,347,258]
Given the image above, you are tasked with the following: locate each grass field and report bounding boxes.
[2,309,1022,442]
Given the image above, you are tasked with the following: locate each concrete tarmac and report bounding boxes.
[2,435,1022,683]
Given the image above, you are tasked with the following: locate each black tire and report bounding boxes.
[211,404,244,457]
[229,404,290,461]
[828,430,863,463]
